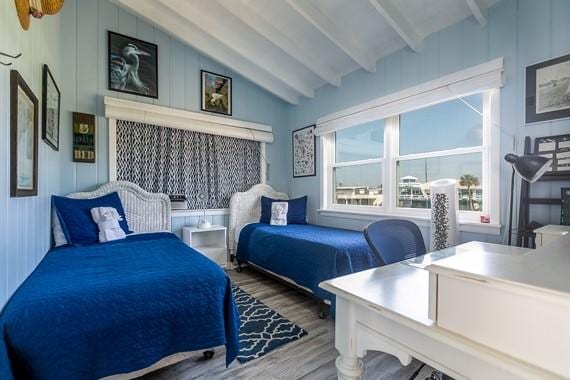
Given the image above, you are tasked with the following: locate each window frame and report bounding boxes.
[321,89,501,226]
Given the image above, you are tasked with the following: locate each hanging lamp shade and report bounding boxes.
[15,0,64,31]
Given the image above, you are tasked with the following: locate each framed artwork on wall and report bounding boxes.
[42,64,60,151]
[525,54,570,124]
[72,112,96,163]
[201,70,232,116]
[292,125,316,178]
[10,70,39,197]
[108,31,158,98]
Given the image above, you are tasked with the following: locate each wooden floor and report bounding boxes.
[140,268,425,380]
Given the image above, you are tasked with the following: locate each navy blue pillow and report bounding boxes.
[260,196,308,225]
[53,192,131,245]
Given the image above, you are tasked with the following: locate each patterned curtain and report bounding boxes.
[116,120,261,209]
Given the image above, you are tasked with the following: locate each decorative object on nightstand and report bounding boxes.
[533,224,570,248]
[169,194,187,210]
[196,190,211,229]
[504,152,552,245]
[183,225,227,267]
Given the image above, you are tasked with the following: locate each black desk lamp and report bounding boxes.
[504,153,552,245]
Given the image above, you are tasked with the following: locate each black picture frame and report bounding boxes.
[108,31,158,99]
[10,70,39,197]
[292,125,316,178]
[525,54,570,124]
[201,70,232,116]
[42,64,60,151]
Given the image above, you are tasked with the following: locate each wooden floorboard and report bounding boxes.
[139,268,422,380]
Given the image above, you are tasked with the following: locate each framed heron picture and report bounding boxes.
[108,31,158,98]
[201,70,232,116]
[10,70,39,197]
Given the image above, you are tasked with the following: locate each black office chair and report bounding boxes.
[363,219,426,265]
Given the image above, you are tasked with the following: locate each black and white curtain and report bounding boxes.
[116,120,261,209]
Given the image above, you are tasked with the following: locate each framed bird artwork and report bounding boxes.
[108,31,158,98]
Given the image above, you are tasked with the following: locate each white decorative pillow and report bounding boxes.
[52,210,68,247]
[270,202,288,226]
[91,207,127,243]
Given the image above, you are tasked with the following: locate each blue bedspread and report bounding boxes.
[236,224,380,302]
[0,233,240,380]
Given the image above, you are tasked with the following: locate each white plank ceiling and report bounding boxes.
[112,0,499,104]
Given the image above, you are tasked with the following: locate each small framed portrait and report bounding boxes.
[10,70,39,197]
[42,64,60,151]
[526,54,570,124]
[201,70,232,116]
[292,125,316,178]
[108,31,158,98]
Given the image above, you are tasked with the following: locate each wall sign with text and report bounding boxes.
[72,112,96,163]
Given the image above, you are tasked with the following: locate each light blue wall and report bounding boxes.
[0,0,62,307]
[58,0,292,237]
[59,0,290,197]
[287,0,570,244]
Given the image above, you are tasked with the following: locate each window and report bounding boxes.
[397,94,484,212]
[333,121,384,208]
[321,91,499,224]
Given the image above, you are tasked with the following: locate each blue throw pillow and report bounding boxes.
[260,196,307,225]
[52,192,131,245]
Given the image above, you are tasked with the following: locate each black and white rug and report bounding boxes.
[232,285,307,363]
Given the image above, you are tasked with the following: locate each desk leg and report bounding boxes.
[336,355,364,380]
[335,297,364,380]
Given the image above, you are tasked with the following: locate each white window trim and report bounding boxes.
[320,88,502,232]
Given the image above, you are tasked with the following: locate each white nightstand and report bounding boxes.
[534,225,570,248]
[182,225,228,267]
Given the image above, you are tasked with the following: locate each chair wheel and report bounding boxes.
[318,311,326,319]
[236,266,242,273]
[203,350,214,360]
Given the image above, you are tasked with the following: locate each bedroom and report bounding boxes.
[1,0,569,379]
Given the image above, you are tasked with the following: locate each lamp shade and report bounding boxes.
[504,153,552,183]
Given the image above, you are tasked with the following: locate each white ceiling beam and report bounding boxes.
[111,0,300,104]
[218,0,341,87]
[368,0,422,52]
[159,0,314,99]
[286,0,376,73]
[465,0,487,26]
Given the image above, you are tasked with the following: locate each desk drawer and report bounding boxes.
[435,274,570,378]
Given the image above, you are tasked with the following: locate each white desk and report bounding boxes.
[320,240,568,380]
[534,225,570,247]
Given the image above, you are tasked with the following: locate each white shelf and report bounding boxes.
[182,225,228,268]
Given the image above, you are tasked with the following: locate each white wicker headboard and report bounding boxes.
[228,184,288,253]
[57,181,171,233]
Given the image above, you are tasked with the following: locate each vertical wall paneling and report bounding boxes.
[1,0,63,307]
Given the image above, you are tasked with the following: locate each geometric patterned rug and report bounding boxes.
[232,285,307,363]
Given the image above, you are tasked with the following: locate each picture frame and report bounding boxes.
[525,54,570,124]
[108,31,158,98]
[201,70,232,116]
[292,125,316,178]
[42,64,60,151]
[10,70,39,197]
[72,112,96,163]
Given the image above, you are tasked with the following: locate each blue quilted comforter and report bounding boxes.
[0,232,240,380]
[236,223,380,302]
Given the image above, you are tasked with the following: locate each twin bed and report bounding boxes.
[0,182,380,379]
[0,182,239,380]
[229,184,381,317]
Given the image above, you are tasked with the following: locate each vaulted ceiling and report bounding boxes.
[113,0,499,104]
